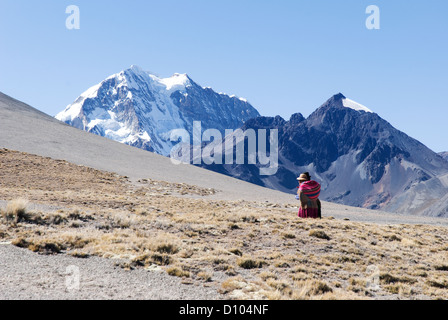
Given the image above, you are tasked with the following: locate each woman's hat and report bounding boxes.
[297,173,310,181]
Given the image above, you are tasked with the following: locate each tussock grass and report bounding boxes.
[1,198,30,224]
[197,272,213,282]
[427,280,448,289]
[152,253,173,266]
[380,273,417,285]
[309,230,330,240]
[221,277,248,292]
[167,266,190,278]
[237,257,266,269]
[29,240,64,254]
[262,279,335,300]
[229,248,243,256]
[69,250,90,258]
[259,272,278,281]
[434,265,448,271]
[282,232,296,239]
[11,237,63,254]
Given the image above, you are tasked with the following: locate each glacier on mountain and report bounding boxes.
[56,65,260,156]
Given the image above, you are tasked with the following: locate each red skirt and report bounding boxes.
[298,207,319,219]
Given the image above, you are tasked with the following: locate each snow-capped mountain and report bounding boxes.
[195,93,448,216]
[56,65,260,156]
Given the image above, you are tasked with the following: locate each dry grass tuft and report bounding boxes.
[282,232,296,239]
[291,280,333,299]
[309,229,330,240]
[197,272,213,282]
[133,252,173,266]
[385,234,401,242]
[1,198,30,224]
[11,238,30,249]
[69,250,90,259]
[259,272,278,281]
[427,280,448,289]
[237,257,266,269]
[11,237,63,254]
[434,265,448,271]
[221,277,247,293]
[401,237,422,247]
[156,243,179,255]
[166,266,190,278]
[28,240,64,254]
[229,248,243,256]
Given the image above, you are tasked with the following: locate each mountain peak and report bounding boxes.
[124,65,149,78]
[173,72,189,78]
[317,93,373,114]
[121,66,194,92]
[332,93,346,101]
[129,65,144,72]
[160,73,192,92]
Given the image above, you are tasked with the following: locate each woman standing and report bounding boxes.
[296,172,321,219]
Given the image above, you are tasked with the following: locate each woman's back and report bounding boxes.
[297,179,321,219]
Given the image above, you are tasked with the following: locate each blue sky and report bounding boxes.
[0,0,447,152]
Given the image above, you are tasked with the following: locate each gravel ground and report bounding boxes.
[0,244,222,300]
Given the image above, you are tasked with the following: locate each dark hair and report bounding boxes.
[303,172,311,180]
